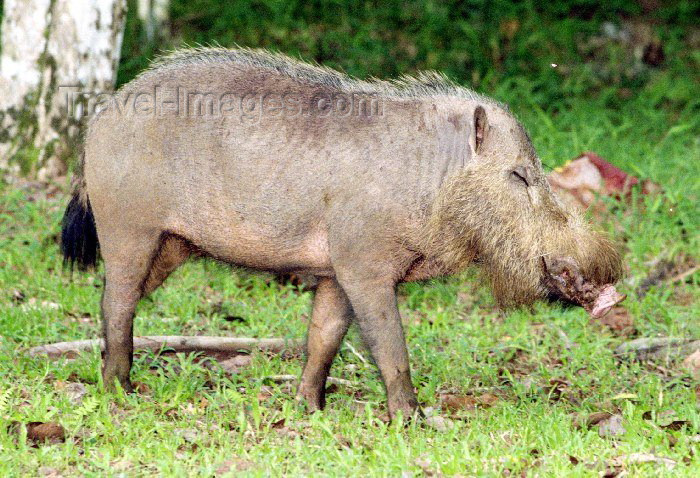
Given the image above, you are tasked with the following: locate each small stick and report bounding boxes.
[266,374,353,387]
[668,265,699,285]
[27,336,302,359]
[344,341,369,365]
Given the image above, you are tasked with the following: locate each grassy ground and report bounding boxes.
[1,6,700,477]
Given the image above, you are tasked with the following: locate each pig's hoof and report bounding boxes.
[295,390,324,413]
[388,405,423,424]
[387,394,422,422]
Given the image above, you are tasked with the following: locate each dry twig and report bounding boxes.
[27,336,302,359]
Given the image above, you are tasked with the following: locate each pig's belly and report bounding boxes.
[169,217,334,275]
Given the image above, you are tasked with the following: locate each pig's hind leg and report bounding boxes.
[297,278,352,411]
[331,256,419,419]
[100,231,167,392]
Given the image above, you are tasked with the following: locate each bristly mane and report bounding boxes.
[136,46,496,104]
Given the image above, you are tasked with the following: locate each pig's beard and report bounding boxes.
[423,170,622,308]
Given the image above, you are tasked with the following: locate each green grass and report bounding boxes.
[1,89,698,475]
[2,3,700,475]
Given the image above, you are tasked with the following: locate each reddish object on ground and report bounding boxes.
[584,152,640,192]
[547,152,660,211]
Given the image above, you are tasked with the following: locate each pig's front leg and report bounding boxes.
[337,275,419,419]
[297,278,352,411]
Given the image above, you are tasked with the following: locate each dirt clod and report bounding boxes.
[26,422,66,444]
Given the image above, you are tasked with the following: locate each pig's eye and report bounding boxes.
[511,169,529,187]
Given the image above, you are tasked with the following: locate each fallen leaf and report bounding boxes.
[270,418,286,430]
[174,428,198,443]
[682,349,700,377]
[214,458,254,475]
[600,465,623,478]
[611,452,676,470]
[659,420,690,431]
[26,422,66,444]
[477,393,499,407]
[38,467,62,477]
[218,354,252,373]
[11,289,25,303]
[518,377,538,393]
[257,385,274,402]
[414,455,439,476]
[440,394,477,411]
[574,411,612,429]
[133,381,151,394]
[55,381,87,405]
[66,371,96,385]
[104,461,134,475]
[425,415,455,432]
[641,409,689,430]
[547,378,572,402]
[335,433,352,449]
[270,418,299,438]
[598,306,635,335]
[440,393,499,412]
[598,414,626,438]
[222,315,246,323]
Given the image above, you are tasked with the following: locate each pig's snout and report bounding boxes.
[541,255,625,317]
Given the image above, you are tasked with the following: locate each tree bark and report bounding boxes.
[0,0,127,180]
[137,0,169,43]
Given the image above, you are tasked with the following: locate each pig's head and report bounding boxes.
[425,104,623,307]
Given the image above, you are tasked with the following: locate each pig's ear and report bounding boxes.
[473,105,488,154]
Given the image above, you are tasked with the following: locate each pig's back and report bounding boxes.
[84,50,473,269]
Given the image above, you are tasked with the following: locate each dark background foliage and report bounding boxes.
[117,0,698,114]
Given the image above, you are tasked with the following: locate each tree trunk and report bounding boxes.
[0,0,128,181]
[137,0,169,43]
